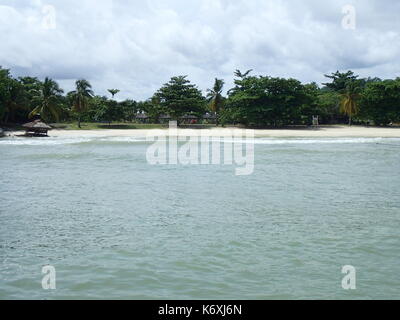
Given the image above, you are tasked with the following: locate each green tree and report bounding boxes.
[234,69,253,79]
[299,82,321,124]
[360,78,400,126]
[18,77,43,121]
[139,96,166,123]
[225,73,311,127]
[206,78,225,126]
[340,81,362,126]
[316,90,342,124]
[108,89,120,99]
[0,67,10,120]
[69,79,94,128]
[4,81,26,123]
[95,97,121,125]
[119,99,138,122]
[79,95,103,122]
[0,67,28,123]
[323,70,359,92]
[29,77,63,121]
[154,76,206,123]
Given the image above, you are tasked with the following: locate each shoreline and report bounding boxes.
[4,125,400,139]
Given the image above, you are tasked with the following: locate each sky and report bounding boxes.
[1,0,400,100]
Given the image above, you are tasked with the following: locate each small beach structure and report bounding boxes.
[203,113,217,124]
[312,115,319,127]
[0,128,4,138]
[159,114,172,124]
[22,119,52,136]
[181,114,198,124]
[135,113,149,123]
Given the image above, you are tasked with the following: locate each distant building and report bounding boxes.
[159,114,171,124]
[181,114,198,124]
[135,113,149,123]
[203,113,217,124]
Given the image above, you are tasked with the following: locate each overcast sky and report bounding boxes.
[1,0,399,100]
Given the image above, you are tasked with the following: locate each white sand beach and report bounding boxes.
[7,125,400,139]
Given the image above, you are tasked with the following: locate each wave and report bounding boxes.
[245,137,400,145]
[0,137,94,146]
[0,136,148,146]
[1,136,400,146]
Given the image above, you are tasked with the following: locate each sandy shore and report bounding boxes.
[6,125,400,138]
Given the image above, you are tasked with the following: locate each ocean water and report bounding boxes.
[0,135,399,300]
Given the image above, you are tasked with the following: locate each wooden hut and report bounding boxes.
[203,113,217,124]
[22,119,52,136]
[181,114,198,124]
[135,113,149,123]
[159,114,171,124]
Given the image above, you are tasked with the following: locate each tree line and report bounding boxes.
[1,66,399,127]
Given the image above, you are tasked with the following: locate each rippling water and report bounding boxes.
[0,135,399,299]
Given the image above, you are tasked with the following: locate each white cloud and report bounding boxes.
[1,0,400,100]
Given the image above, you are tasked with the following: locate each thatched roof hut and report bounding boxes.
[135,113,149,119]
[181,114,198,120]
[203,113,217,120]
[23,119,52,136]
[135,113,149,123]
[159,114,171,120]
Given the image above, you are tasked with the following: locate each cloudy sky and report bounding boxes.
[1,0,399,100]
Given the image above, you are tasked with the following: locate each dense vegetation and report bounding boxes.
[1,66,399,128]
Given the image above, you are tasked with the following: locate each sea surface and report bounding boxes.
[0,135,399,299]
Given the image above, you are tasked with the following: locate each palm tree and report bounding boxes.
[206,78,225,126]
[340,81,361,126]
[29,77,63,121]
[108,89,120,99]
[70,79,94,128]
[234,69,253,79]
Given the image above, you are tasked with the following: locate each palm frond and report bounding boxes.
[28,105,42,119]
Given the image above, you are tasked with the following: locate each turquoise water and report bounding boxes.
[0,135,399,299]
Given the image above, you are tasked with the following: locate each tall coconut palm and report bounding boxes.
[206,78,225,126]
[29,77,63,121]
[234,69,253,79]
[340,81,361,126]
[108,89,120,99]
[70,79,94,128]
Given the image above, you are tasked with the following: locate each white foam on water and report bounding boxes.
[97,136,149,143]
[1,136,400,146]
[239,137,400,145]
[0,137,94,146]
[211,137,400,145]
[0,135,153,146]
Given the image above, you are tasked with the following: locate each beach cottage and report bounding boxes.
[135,113,149,123]
[22,119,52,136]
